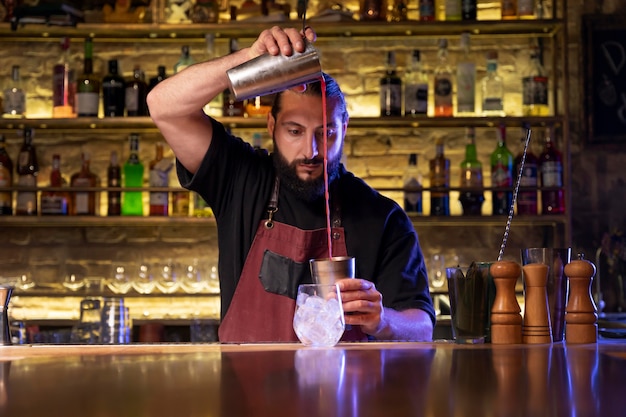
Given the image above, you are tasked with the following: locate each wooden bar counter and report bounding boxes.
[1,340,625,417]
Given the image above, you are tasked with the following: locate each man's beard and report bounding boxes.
[272,149,341,202]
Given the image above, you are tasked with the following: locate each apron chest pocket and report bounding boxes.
[259,250,312,299]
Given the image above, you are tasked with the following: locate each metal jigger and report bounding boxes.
[0,285,14,345]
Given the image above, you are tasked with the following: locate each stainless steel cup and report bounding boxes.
[0,285,14,346]
[226,39,322,101]
[309,256,355,286]
[521,247,572,342]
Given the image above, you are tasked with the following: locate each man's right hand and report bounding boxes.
[248,25,317,60]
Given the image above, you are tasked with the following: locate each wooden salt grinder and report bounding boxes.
[490,261,522,344]
[522,263,553,344]
[564,253,598,344]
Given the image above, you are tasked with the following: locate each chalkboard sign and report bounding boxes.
[583,15,626,145]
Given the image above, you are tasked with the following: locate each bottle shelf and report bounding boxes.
[1,19,564,41]
[0,212,567,228]
[0,185,565,194]
[407,214,567,227]
[0,116,565,135]
[0,215,216,227]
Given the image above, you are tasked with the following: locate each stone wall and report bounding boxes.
[1,0,624,285]
[567,0,626,258]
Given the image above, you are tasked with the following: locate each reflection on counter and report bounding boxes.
[1,342,624,417]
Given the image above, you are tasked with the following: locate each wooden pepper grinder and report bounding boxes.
[564,253,598,344]
[522,263,553,344]
[490,261,522,344]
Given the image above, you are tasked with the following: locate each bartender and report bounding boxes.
[147,25,435,342]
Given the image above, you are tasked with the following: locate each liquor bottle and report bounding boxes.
[443,0,461,20]
[193,193,213,217]
[515,129,538,215]
[52,37,76,118]
[222,90,245,116]
[501,0,517,19]
[148,65,167,91]
[522,46,549,116]
[41,154,69,215]
[149,142,171,216]
[0,134,13,215]
[419,0,435,20]
[539,127,565,214]
[404,50,428,116]
[125,65,148,117]
[490,124,514,215]
[459,127,484,216]
[174,45,195,74]
[434,0,443,20]
[456,32,476,115]
[380,51,402,117]
[461,0,477,20]
[252,133,263,151]
[429,137,450,216]
[433,39,453,117]
[76,37,101,118]
[107,150,121,216]
[481,50,505,116]
[122,133,145,216]
[172,189,190,216]
[70,152,99,216]
[2,65,26,118]
[517,0,535,19]
[386,0,408,21]
[1,0,16,22]
[245,94,273,118]
[222,39,245,117]
[15,128,38,216]
[403,153,423,214]
[102,59,126,117]
[360,0,384,21]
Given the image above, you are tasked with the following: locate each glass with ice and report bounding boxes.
[293,283,345,347]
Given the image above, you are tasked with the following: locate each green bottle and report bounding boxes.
[174,45,195,74]
[122,133,144,216]
[490,124,514,215]
[458,127,484,216]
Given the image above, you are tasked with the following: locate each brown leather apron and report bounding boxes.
[218,179,367,343]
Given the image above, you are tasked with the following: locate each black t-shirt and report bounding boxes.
[177,118,435,326]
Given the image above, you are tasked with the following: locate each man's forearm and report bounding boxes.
[366,308,434,342]
[148,49,251,121]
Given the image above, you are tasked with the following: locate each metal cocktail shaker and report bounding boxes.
[226,39,322,101]
[0,285,14,345]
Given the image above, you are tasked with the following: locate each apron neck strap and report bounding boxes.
[264,177,280,229]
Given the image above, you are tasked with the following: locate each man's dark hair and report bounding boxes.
[270,72,349,123]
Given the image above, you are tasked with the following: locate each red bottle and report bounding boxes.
[539,128,565,214]
[419,0,435,21]
[514,133,538,215]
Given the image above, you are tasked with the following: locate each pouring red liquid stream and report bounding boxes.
[320,76,332,259]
